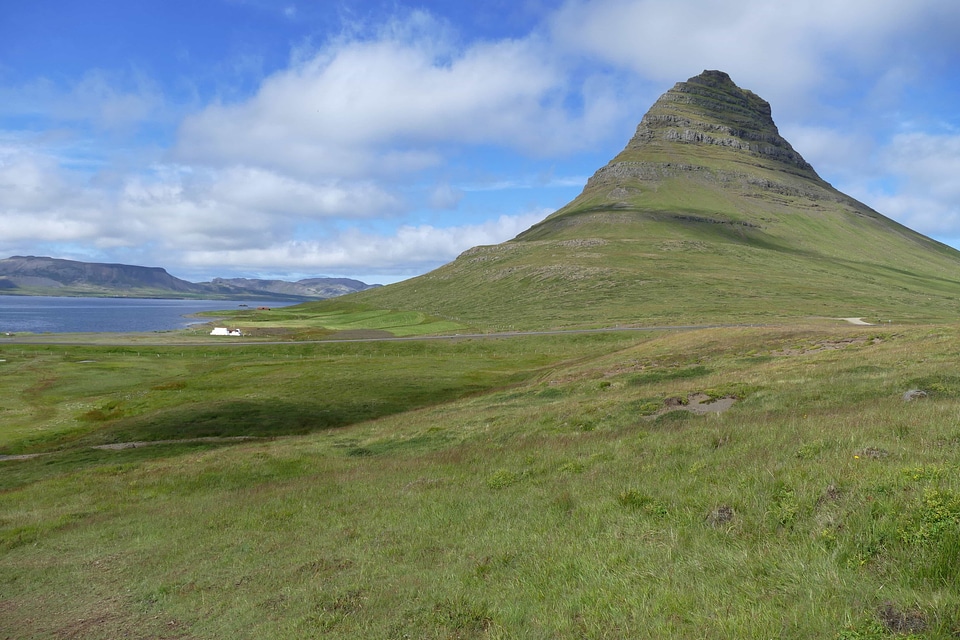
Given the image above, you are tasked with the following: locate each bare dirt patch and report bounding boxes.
[685,393,736,414]
[877,602,927,634]
[771,336,882,357]
[854,446,889,460]
[55,612,121,640]
[817,484,842,506]
[91,436,260,451]
[1,437,260,461]
[652,393,736,419]
[555,238,608,248]
[0,453,50,461]
[706,505,735,526]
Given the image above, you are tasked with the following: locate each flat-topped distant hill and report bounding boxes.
[0,255,377,301]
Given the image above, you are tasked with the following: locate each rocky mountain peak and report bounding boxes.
[668,69,773,121]
[613,69,817,179]
[516,69,862,244]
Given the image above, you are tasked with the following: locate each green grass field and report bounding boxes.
[190,301,467,340]
[4,322,960,638]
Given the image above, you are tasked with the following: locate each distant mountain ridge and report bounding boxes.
[0,256,378,300]
[207,277,380,299]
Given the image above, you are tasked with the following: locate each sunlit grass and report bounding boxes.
[195,302,469,338]
[4,324,960,637]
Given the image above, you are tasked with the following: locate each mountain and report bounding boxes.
[351,70,960,329]
[0,255,202,295]
[206,277,380,298]
[0,256,376,300]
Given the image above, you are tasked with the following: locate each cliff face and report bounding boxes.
[621,70,817,177]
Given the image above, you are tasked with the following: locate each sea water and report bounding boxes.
[0,296,295,334]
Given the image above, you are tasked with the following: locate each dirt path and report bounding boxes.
[0,436,261,461]
[842,317,872,325]
[0,453,49,461]
[91,436,259,450]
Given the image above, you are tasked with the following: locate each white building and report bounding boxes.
[210,327,242,336]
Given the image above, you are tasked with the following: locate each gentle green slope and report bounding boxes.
[0,336,611,455]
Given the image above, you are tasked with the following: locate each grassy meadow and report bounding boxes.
[191,301,468,340]
[4,320,960,638]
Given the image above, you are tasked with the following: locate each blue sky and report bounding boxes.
[2,0,959,284]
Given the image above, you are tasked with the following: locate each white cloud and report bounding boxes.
[861,132,960,237]
[2,126,554,276]
[0,143,408,254]
[0,146,110,245]
[174,12,624,178]
[206,166,401,217]
[180,210,548,274]
[0,70,163,131]
[69,70,162,130]
[549,0,960,114]
[779,124,878,184]
[0,148,68,211]
[111,165,406,251]
[884,133,960,200]
[0,211,101,243]
[428,183,465,210]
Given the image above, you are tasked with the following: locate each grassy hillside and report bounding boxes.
[348,209,960,331]
[5,323,960,637]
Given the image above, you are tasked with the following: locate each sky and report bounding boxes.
[2,0,959,285]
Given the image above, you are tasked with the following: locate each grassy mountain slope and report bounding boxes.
[352,71,960,329]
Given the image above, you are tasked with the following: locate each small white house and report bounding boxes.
[210,327,243,336]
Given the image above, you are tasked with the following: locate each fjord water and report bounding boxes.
[0,296,292,333]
